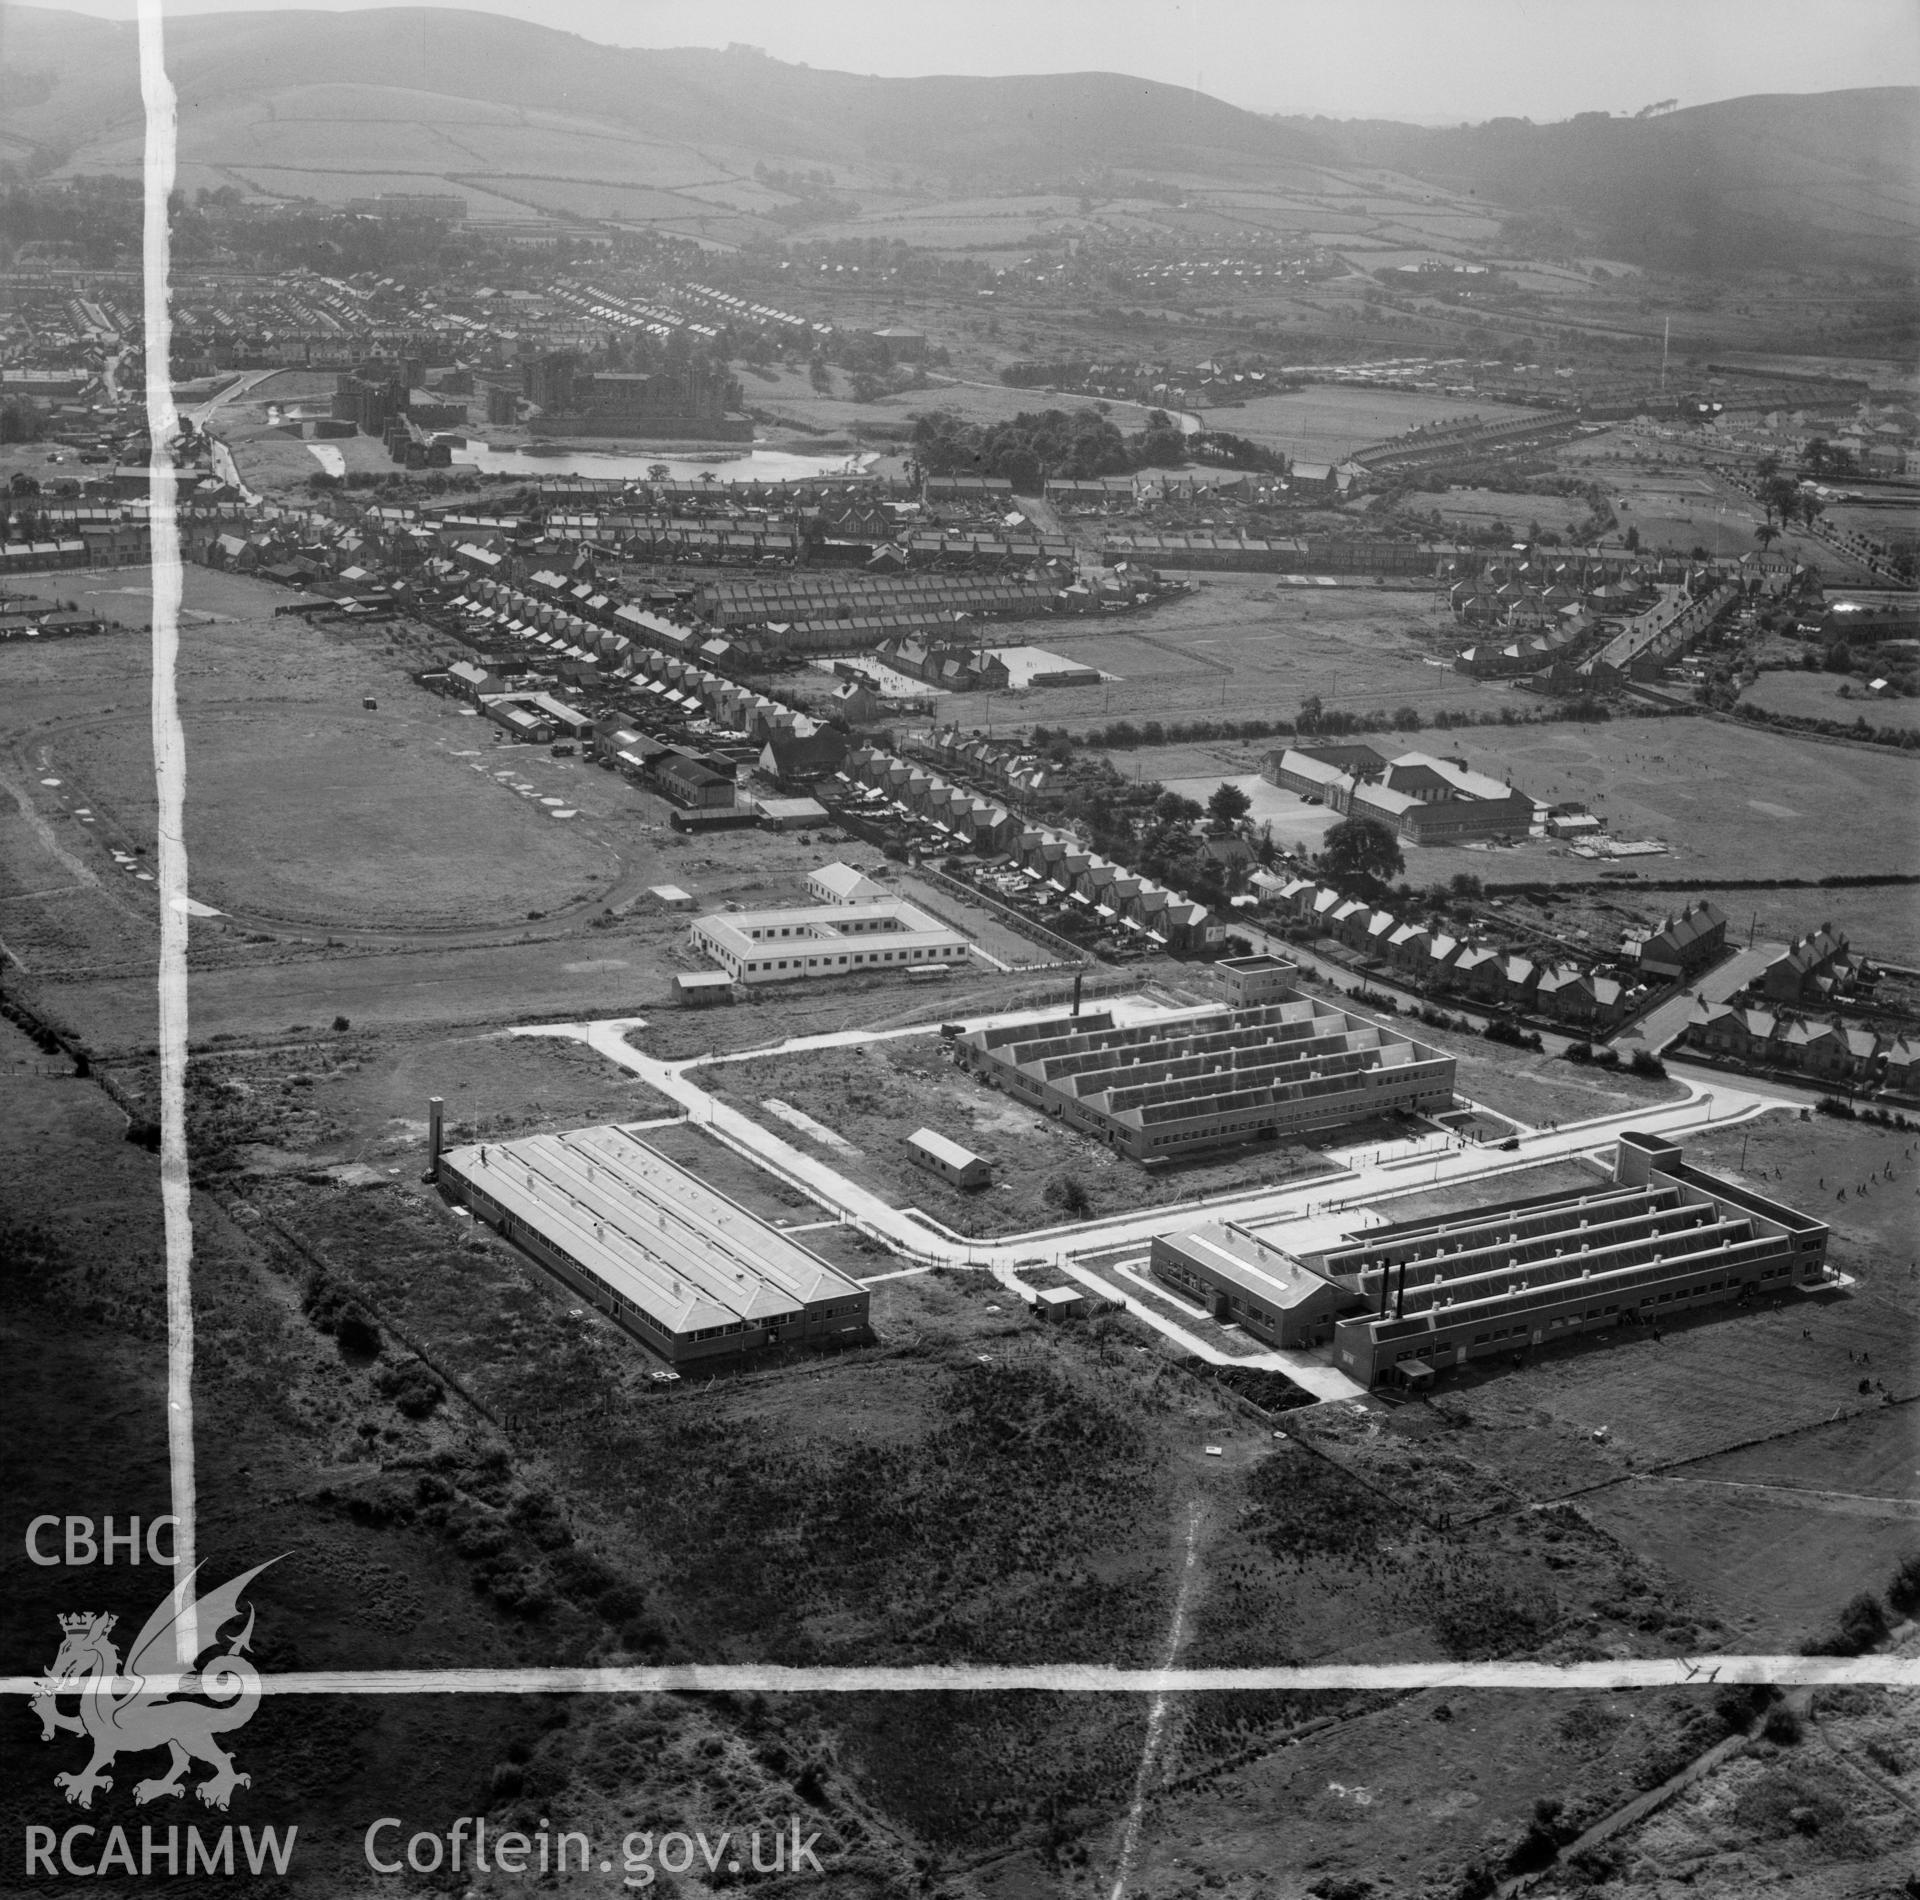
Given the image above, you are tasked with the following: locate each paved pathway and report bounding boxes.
[1616,943,1780,1054]
[510,1004,1803,1378]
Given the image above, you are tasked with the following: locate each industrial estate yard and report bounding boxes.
[3,12,1917,1897]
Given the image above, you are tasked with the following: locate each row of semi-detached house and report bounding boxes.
[839,746,1022,858]
[1007,828,1214,952]
[1686,1003,1920,1094]
[835,748,1213,950]
[444,605,806,746]
[916,726,1061,804]
[1268,878,1642,1031]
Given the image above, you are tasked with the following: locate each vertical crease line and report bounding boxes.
[138,0,197,1664]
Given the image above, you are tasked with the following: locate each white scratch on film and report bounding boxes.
[137,0,198,1664]
[1111,1502,1203,1900]
[1,1656,1914,1699]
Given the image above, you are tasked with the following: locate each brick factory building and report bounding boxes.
[527,361,752,442]
[1153,1132,1832,1385]
[953,995,1455,1162]
[437,1124,868,1366]
[1325,1132,1829,1387]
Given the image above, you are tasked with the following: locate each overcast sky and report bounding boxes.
[18,0,1920,121]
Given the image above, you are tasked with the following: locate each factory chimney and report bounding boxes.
[427,1096,444,1183]
[1072,968,1084,1018]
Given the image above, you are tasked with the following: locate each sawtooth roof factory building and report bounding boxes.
[953,993,1455,1162]
[1152,1132,1832,1386]
[691,898,969,986]
[437,1124,870,1365]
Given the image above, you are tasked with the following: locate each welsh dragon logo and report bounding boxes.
[30,1560,277,1811]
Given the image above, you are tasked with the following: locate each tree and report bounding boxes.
[1044,1172,1091,1217]
[1321,817,1404,884]
[1206,781,1252,828]
[1297,693,1325,733]
[1758,473,1801,530]
[1153,790,1203,828]
[1754,523,1780,555]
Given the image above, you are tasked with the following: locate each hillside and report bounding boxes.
[1302,90,1920,272]
[0,4,1325,226]
[0,4,1912,271]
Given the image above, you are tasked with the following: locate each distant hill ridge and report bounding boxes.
[1294,91,1920,271]
[0,4,1911,269]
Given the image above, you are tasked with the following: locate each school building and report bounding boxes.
[690,898,970,985]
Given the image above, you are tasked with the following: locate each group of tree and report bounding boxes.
[1751,454,1826,554]
[0,402,46,445]
[1319,817,1405,888]
[0,501,57,543]
[909,405,1192,493]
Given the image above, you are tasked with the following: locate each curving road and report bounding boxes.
[508,1007,1801,1396]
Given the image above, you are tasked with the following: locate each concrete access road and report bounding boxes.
[509,1001,1803,1397]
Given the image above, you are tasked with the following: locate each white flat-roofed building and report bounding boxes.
[691,898,969,986]
[437,1124,868,1364]
[755,795,830,831]
[1218,952,1299,1008]
[1151,1222,1361,1348]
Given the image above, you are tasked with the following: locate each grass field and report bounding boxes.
[1404,485,1595,537]
[697,1034,1348,1237]
[0,564,1059,1049]
[1689,1405,1918,1500]
[1186,386,1537,459]
[970,578,1516,737]
[1124,1684,1744,1900]
[1739,669,1920,733]
[1582,1471,1917,1644]
[56,707,617,929]
[1566,446,1883,578]
[1354,1013,1688,1129]
[1393,716,1920,887]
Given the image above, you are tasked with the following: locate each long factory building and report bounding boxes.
[437,1124,870,1365]
[1151,1132,1833,1387]
[954,995,1455,1162]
